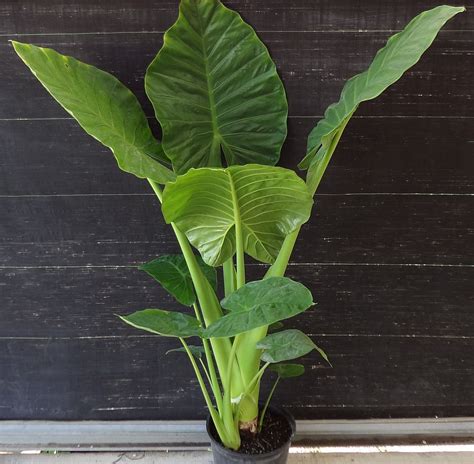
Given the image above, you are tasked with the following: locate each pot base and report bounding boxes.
[207,405,295,463]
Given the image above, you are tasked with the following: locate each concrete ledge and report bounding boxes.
[1,418,473,452]
[2,451,474,464]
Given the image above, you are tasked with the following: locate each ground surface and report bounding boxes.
[3,451,474,463]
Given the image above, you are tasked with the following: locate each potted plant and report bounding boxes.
[12,1,464,462]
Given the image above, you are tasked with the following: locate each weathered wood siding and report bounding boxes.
[0,0,472,420]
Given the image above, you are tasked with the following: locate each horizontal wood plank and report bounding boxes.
[0,334,472,420]
[1,30,471,119]
[1,265,472,338]
[0,117,472,195]
[1,195,472,266]
[0,0,470,35]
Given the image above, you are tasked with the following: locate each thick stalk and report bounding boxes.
[222,257,236,297]
[147,179,244,397]
[235,228,301,424]
[221,336,241,449]
[228,174,245,288]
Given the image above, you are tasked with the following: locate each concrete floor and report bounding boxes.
[3,451,474,463]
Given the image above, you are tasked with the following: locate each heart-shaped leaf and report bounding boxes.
[119,309,202,338]
[145,0,287,173]
[269,363,305,378]
[203,277,313,338]
[166,345,205,358]
[299,5,465,194]
[12,41,175,184]
[162,165,313,266]
[140,254,217,306]
[257,329,330,364]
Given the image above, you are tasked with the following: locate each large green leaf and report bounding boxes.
[140,254,217,306]
[12,41,175,184]
[299,5,465,194]
[203,277,313,338]
[162,165,313,266]
[257,329,330,364]
[145,0,288,173]
[269,363,305,378]
[119,309,202,338]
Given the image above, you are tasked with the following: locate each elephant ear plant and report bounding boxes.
[13,0,464,454]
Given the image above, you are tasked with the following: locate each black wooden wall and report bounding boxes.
[0,1,473,421]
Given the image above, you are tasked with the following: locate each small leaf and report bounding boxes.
[166,345,205,358]
[257,329,330,365]
[12,41,175,184]
[269,363,305,378]
[140,254,217,306]
[299,5,465,195]
[162,165,313,266]
[119,309,202,338]
[268,321,284,333]
[203,277,313,338]
[145,0,287,173]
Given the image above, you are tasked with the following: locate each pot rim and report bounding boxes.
[206,404,296,458]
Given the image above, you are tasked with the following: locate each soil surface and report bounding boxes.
[211,409,293,455]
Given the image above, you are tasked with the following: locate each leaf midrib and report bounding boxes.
[194,3,221,154]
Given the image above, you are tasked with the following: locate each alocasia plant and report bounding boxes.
[13,0,464,452]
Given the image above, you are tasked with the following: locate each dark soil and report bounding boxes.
[210,408,293,455]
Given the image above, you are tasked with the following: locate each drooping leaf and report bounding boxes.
[299,5,465,194]
[162,165,313,266]
[140,254,217,306]
[257,329,330,365]
[203,277,313,338]
[119,309,202,338]
[166,345,205,358]
[12,41,175,184]
[145,0,288,173]
[269,363,305,378]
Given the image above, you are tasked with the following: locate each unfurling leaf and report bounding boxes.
[203,277,313,338]
[12,41,175,184]
[162,165,313,266]
[269,363,305,378]
[119,309,202,338]
[299,5,465,195]
[140,254,217,306]
[257,329,330,365]
[146,0,287,173]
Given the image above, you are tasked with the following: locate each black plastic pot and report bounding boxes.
[206,405,296,464]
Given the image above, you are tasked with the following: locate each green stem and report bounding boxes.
[307,113,352,196]
[180,338,228,445]
[228,174,245,288]
[222,336,242,449]
[147,179,245,401]
[234,228,301,423]
[223,257,236,297]
[199,358,212,387]
[193,304,223,416]
[258,376,280,432]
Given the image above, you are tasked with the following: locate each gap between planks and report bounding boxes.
[1,263,473,269]
[0,115,473,121]
[0,29,471,38]
[0,333,472,341]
